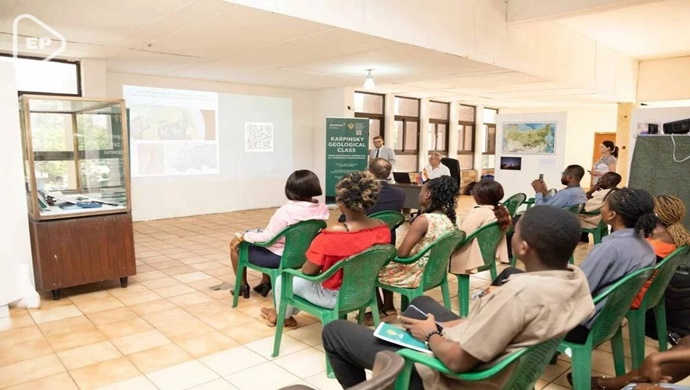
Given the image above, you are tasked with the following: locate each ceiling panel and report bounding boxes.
[107,49,209,75]
[148,6,334,59]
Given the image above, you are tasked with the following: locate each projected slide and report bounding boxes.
[124,86,219,176]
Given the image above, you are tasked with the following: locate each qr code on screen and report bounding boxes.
[245,122,274,152]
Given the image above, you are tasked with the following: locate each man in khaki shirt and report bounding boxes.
[322,206,595,390]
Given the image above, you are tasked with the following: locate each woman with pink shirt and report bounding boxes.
[229,170,329,299]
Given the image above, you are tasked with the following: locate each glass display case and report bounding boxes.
[19,95,131,220]
[19,95,135,300]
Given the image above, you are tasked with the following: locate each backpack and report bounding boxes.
[645,263,690,339]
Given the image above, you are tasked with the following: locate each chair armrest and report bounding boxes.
[247,234,283,248]
[580,208,601,216]
[282,264,343,284]
[389,252,426,265]
[397,347,527,381]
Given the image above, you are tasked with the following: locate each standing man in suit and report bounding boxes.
[339,158,405,244]
[369,136,396,167]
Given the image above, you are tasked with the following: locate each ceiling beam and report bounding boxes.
[507,0,666,23]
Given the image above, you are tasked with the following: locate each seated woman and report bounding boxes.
[229,170,329,298]
[374,176,460,321]
[565,187,657,343]
[648,195,690,260]
[260,171,391,328]
[449,179,510,274]
[631,195,690,309]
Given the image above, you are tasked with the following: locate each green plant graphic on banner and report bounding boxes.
[325,118,369,197]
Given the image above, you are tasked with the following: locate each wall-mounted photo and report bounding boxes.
[502,122,556,154]
[500,156,522,171]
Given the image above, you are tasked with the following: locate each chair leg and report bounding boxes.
[441,281,451,310]
[593,229,602,245]
[655,303,669,352]
[231,263,246,308]
[457,275,470,318]
[570,347,593,390]
[323,314,337,378]
[627,310,645,369]
[357,308,366,324]
[489,263,497,281]
[400,294,410,311]
[272,300,288,358]
[393,359,415,390]
[509,254,517,268]
[371,299,382,327]
[612,328,627,375]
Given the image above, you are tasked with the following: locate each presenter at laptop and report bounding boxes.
[369,136,396,167]
[418,152,450,183]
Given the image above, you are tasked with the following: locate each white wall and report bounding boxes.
[500,106,618,187]
[107,72,317,221]
[0,62,34,306]
[638,56,690,102]
[494,112,567,198]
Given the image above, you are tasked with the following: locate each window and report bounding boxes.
[482,107,498,172]
[354,91,384,149]
[0,55,81,96]
[393,96,420,155]
[482,108,498,154]
[428,101,449,154]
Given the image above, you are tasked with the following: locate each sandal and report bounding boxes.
[362,309,397,327]
[260,307,297,328]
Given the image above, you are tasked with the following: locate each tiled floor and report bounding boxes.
[0,196,684,389]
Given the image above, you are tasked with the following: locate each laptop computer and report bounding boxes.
[393,172,413,184]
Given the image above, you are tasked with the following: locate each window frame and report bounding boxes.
[482,107,499,156]
[428,100,449,154]
[0,53,82,97]
[394,96,421,155]
[354,91,385,145]
[457,104,476,156]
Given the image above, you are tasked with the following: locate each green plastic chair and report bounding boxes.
[502,193,526,217]
[393,337,562,390]
[376,231,464,311]
[370,210,406,230]
[626,246,689,369]
[559,267,655,390]
[580,207,609,245]
[231,219,327,308]
[568,203,585,215]
[451,222,505,317]
[273,244,397,375]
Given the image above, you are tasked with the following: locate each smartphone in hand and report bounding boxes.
[402,305,444,331]
[538,173,544,182]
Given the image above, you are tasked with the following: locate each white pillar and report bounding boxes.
[0,62,35,307]
[384,93,396,158]
[418,98,430,171]
[447,100,459,160]
[474,104,485,175]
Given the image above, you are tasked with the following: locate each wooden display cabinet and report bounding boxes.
[19,95,136,299]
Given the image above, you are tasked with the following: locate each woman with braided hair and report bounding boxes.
[450,179,511,274]
[260,171,390,328]
[372,176,460,323]
[649,195,690,259]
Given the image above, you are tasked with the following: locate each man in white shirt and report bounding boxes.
[369,136,396,166]
[421,152,450,182]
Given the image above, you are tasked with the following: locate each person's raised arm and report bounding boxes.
[396,214,429,258]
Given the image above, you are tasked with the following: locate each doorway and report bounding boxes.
[591,132,616,186]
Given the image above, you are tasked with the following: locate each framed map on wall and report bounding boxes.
[502,122,556,154]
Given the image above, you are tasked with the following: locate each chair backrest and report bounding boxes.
[338,245,397,312]
[280,220,328,269]
[457,222,504,272]
[567,204,584,215]
[352,351,405,390]
[441,158,461,187]
[501,338,562,390]
[370,211,406,230]
[418,230,465,289]
[644,246,690,310]
[589,267,655,346]
[502,193,526,217]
